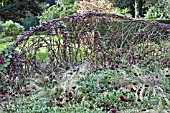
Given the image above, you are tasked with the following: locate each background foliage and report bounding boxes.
[39,0,77,24]
[0,0,169,34]
[145,0,170,19]
[0,20,24,43]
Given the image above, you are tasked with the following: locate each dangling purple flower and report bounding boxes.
[107,57,112,63]
[107,31,111,36]
[58,26,65,29]
[110,36,114,42]
[72,17,76,23]
[42,22,47,26]
[98,52,103,57]
[87,38,91,45]
[100,18,107,25]
[63,43,67,57]
[89,27,93,32]
[85,13,92,18]
[14,58,19,62]
[94,32,99,39]
[142,32,146,35]
[134,36,139,41]
[63,34,67,40]
[41,25,45,30]
[48,55,54,63]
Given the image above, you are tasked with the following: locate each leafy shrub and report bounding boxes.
[0,47,27,84]
[0,39,6,44]
[39,0,77,24]
[145,0,170,19]
[154,19,170,24]
[0,21,4,36]
[77,0,116,13]
[77,0,131,17]
[2,20,24,40]
[0,46,30,111]
[0,21,6,43]
[0,21,3,33]
[114,7,131,17]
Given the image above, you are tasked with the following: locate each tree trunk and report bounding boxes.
[130,0,135,18]
[138,0,143,17]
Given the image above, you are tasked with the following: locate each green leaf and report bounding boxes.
[0,68,3,71]
[15,50,19,55]
[23,68,28,73]
[8,55,12,58]
[3,64,8,68]
[3,62,11,68]
[18,79,24,85]
[4,48,9,53]
[16,60,21,64]
[6,58,10,62]
[6,61,10,65]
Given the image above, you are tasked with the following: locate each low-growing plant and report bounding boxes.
[0,21,3,33]
[2,65,169,112]
[0,46,31,111]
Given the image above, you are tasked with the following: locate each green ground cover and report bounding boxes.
[0,40,169,113]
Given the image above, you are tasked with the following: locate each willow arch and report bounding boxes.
[3,12,170,76]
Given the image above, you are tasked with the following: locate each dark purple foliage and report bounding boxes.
[120,96,129,102]
[89,105,94,110]
[100,18,107,25]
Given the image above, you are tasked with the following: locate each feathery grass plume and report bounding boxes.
[26,60,90,102]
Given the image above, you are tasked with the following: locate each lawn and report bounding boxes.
[0,42,13,50]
